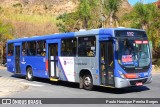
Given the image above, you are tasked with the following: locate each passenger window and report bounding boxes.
[61,38,77,56]
[7,43,14,56]
[36,41,46,56]
[22,42,27,56]
[78,36,96,57]
[27,41,36,56]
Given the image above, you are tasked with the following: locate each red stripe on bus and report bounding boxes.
[46,59,48,71]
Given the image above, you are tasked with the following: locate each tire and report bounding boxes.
[79,76,83,89]
[83,74,93,90]
[26,67,34,81]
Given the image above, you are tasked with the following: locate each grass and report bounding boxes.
[0,7,60,37]
[0,7,59,24]
[2,13,58,24]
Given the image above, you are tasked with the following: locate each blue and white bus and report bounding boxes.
[6,28,152,90]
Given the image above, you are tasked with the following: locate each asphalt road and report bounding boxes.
[0,68,160,107]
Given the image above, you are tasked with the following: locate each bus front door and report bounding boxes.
[100,41,114,86]
[48,43,58,79]
[15,46,21,73]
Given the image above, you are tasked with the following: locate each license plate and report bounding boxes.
[136,82,143,86]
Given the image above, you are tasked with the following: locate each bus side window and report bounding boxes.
[61,38,77,57]
[36,41,46,56]
[27,41,36,56]
[7,43,14,56]
[22,42,27,56]
[78,36,96,57]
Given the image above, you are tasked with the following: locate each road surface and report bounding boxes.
[0,67,159,107]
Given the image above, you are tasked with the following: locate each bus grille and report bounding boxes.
[125,68,149,73]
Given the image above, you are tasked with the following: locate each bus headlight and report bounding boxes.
[118,70,126,79]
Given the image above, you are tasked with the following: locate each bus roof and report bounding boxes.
[7,28,145,43]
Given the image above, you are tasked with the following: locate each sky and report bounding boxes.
[128,0,158,6]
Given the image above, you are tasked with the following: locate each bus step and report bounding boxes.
[50,78,59,81]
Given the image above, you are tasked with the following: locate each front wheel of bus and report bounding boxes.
[26,67,34,81]
[83,74,93,90]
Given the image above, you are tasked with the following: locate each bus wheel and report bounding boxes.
[26,67,34,81]
[83,74,93,90]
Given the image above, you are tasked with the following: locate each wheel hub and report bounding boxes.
[84,77,91,86]
[27,70,32,79]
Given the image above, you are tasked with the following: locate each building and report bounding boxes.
[154,0,160,8]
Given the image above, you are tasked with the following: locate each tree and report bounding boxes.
[121,3,160,58]
[102,0,122,27]
[78,0,99,29]
[0,20,14,63]
[56,0,124,32]
[121,3,159,29]
[56,12,80,32]
[56,0,100,32]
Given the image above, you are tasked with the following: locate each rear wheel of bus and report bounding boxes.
[26,67,34,81]
[83,74,93,90]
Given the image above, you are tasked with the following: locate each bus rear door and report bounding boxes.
[47,40,60,80]
[100,41,114,86]
[15,44,21,74]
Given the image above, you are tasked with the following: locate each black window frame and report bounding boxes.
[61,38,77,57]
[78,36,96,57]
[27,41,36,56]
[7,43,14,56]
[36,40,46,57]
[22,42,27,56]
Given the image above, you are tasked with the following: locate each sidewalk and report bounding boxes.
[0,77,29,97]
[0,66,29,97]
[0,66,7,70]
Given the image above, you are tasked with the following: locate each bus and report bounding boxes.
[6,28,152,90]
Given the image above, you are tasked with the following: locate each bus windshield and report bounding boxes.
[118,38,150,68]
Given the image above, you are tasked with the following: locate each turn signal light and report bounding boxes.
[124,74,137,79]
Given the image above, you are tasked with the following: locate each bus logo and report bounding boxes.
[64,61,66,65]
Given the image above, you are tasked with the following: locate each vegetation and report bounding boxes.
[0,20,14,63]
[121,3,160,58]
[0,8,59,37]
[57,0,123,32]
[12,3,22,8]
[102,0,122,27]
[57,0,100,32]
[4,13,57,24]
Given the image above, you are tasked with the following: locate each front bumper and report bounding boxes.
[114,75,152,88]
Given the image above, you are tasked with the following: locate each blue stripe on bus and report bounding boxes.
[58,58,68,81]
